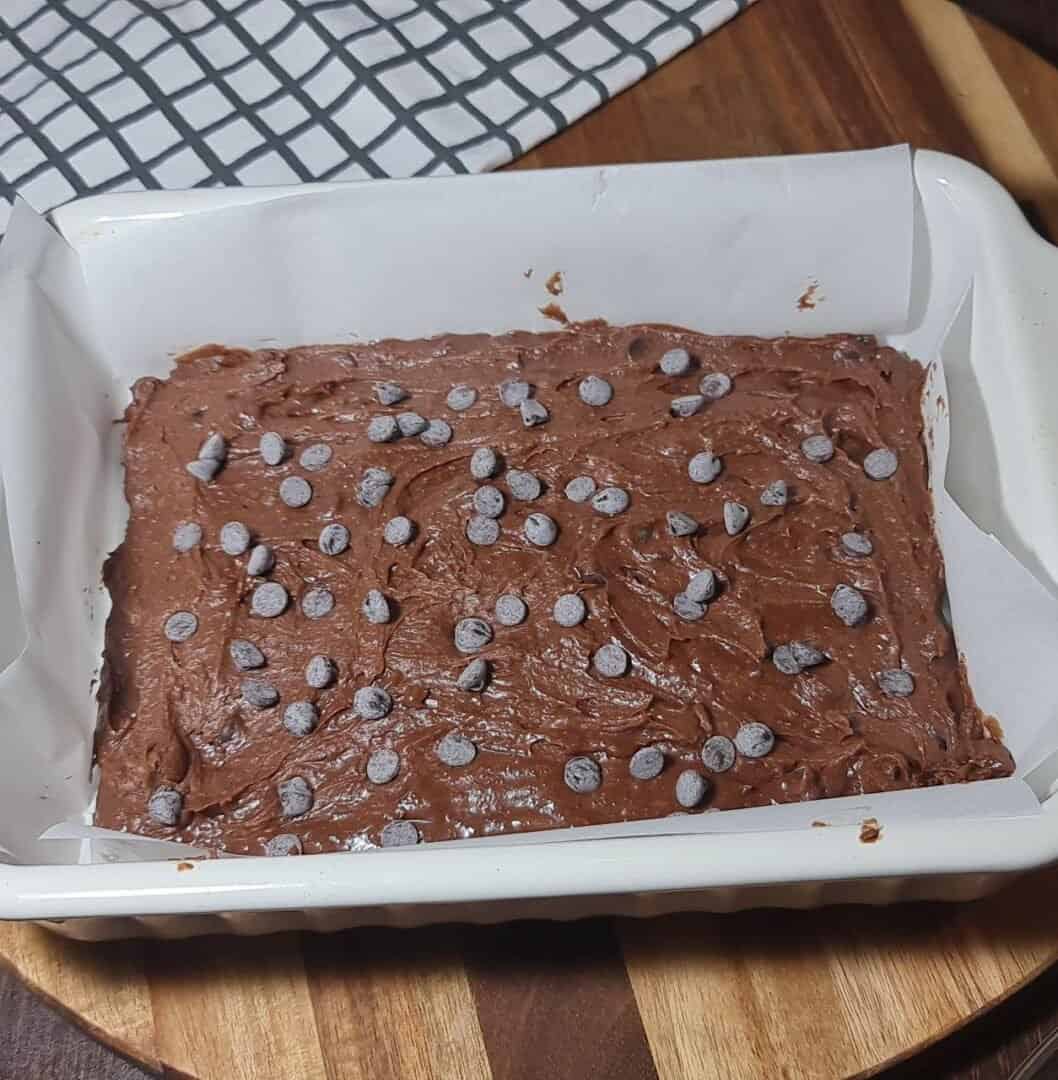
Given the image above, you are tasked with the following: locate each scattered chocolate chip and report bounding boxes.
[772,647,801,675]
[675,769,709,808]
[265,834,302,856]
[771,643,825,675]
[578,375,613,406]
[564,756,601,793]
[354,685,393,720]
[508,469,542,501]
[454,617,493,653]
[553,593,587,627]
[186,458,220,483]
[499,379,531,407]
[259,432,288,466]
[524,512,558,546]
[447,385,478,411]
[699,372,732,400]
[173,522,202,552]
[279,475,312,508]
[301,588,334,619]
[283,700,318,736]
[629,745,664,780]
[723,501,750,535]
[864,448,898,480]
[791,642,825,668]
[148,787,182,826]
[242,678,279,708]
[520,399,549,427]
[701,735,736,773]
[660,348,691,376]
[470,446,499,480]
[278,776,313,818]
[592,642,629,677]
[670,394,705,418]
[299,443,332,471]
[361,589,391,624]
[376,382,408,406]
[220,521,251,556]
[437,731,477,766]
[667,511,698,537]
[198,433,227,462]
[381,820,420,847]
[735,722,775,758]
[801,435,834,463]
[673,593,706,621]
[251,581,289,618]
[368,416,399,443]
[246,544,275,577]
[319,523,350,556]
[473,485,505,518]
[688,452,722,484]
[685,569,716,604]
[397,412,428,437]
[230,639,265,671]
[164,611,198,642]
[457,658,490,692]
[366,748,400,785]
[357,467,393,508]
[761,480,788,507]
[305,655,336,689]
[841,531,874,557]
[877,669,915,696]
[831,584,868,627]
[466,514,500,546]
[420,419,453,447]
[564,475,596,503]
[495,594,528,626]
[592,487,629,516]
[384,516,415,546]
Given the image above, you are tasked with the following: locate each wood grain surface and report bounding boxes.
[4,2,1058,1078]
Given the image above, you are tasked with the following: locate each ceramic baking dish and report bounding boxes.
[0,147,1057,940]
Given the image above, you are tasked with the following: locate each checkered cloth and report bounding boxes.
[0,0,752,233]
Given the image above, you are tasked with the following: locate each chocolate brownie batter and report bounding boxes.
[95,325,1013,855]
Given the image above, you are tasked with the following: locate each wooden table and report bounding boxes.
[4,2,1058,1077]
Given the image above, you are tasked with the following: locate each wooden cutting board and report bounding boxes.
[4,2,1058,1078]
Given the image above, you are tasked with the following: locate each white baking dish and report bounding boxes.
[1,147,1057,940]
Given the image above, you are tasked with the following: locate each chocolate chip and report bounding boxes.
[384,516,415,546]
[474,485,505,518]
[455,617,492,653]
[699,372,732,400]
[278,776,313,818]
[354,685,393,720]
[564,476,596,503]
[305,655,336,689]
[499,379,531,407]
[673,593,705,621]
[437,731,477,766]
[864,448,898,480]
[723,501,750,535]
[801,435,834,463]
[578,375,613,406]
[164,611,198,642]
[230,639,265,670]
[564,756,601,793]
[467,515,500,546]
[877,669,915,696]
[148,787,182,826]
[735,722,775,758]
[772,644,824,675]
[630,745,664,780]
[173,522,202,552]
[186,458,220,483]
[675,769,709,808]
[831,584,868,626]
[508,469,541,501]
[279,476,312,508]
[397,412,428,437]
[667,511,698,537]
[660,348,691,376]
[198,433,227,462]
[592,642,628,677]
[420,419,453,447]
[671,395,705,419]
[381,820,420,847]
[457,658,490,692]
[792,642,825,668]
[470,446,499,480]
[220,521,251,556]
[368,416,399,443]
[251,581,288,618]
[524,512,558,546]
[299,443,332,471]
[366,748,400,785]
[841,532,874,556]
[447,385,477,411]
[592,487,629,516]
[553,593,587,627]
[242,678,279,708]
[700,735,736,772]
[283,700,318,736]
[685,569,716,604]
[376,382,408,406]
[361,589,391,624]
[688,452,722,484]
[265,834,302,856]
[319,523,350,556]
[495,594,528,626]
[259,432,288,466]
[520,399,549,427]
[301,588,334,619]
[761,480,788,507]
[357,467,393,508]
[246,544,275,577]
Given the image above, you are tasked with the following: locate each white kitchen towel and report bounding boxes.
[0,0,753,233]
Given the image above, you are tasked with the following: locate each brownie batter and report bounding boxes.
[95,325,1013,855]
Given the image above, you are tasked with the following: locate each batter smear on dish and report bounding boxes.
[95,325,1014,855]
